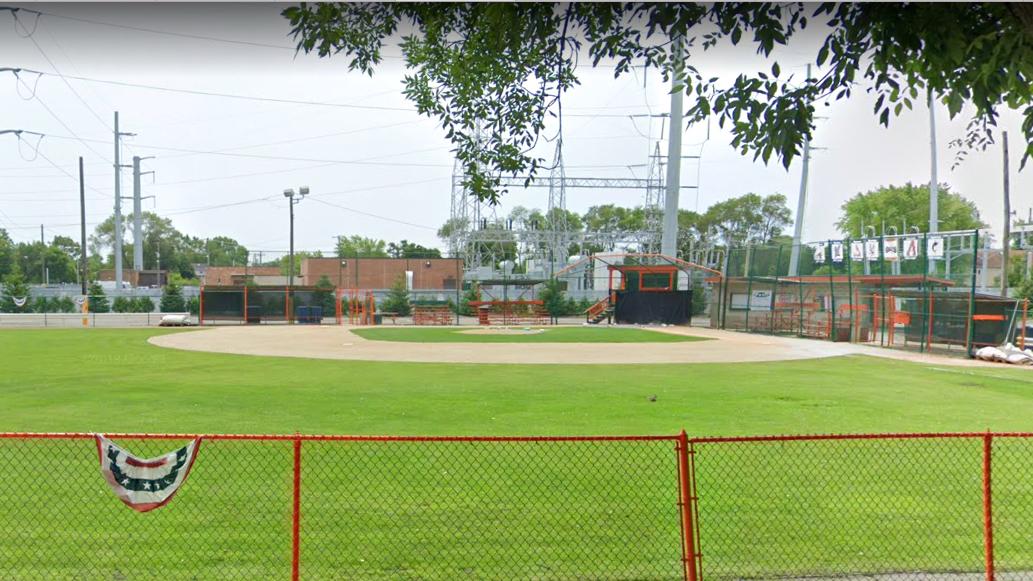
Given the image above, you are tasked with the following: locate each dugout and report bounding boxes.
[553,253,718,326]
[711,230,1012,356]
[200,285,335,324]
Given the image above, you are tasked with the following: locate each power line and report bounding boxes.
[13,67,417,111]
[14,23,112,131]
[41,134,451,167]
[309,197,437,231]
[29,8,298,51]
[5,73,113,163]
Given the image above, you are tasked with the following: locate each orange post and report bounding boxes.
[291,437,302,581]
[676,431,698,581]
[983,433,994,581]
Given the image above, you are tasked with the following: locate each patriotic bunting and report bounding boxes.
[96,435,201,513]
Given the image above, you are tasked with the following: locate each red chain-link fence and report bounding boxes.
[688,432,1032,581]
[4,431,1031,580]
[0,433,691,580]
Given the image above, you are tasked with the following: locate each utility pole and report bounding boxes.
[660,36,683,257]
[79,156,88,295]
[1003,130,1011,297]
[114,112,123,289]
[132,155,155,272]
[283,186,309,288]
[788,65,814,276]
[929,90,939,236]
[40,224,46,285]
[113,112,135,289]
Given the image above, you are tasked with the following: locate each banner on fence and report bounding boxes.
[830,241,844,263]
[812,244,826,264]
[903,237,921,260]
[96,435,201,512]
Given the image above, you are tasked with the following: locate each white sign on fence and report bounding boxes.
[927,236,945,259]
[812,244,826,264]
[850,241,865,261]
[883,237,899,261]
[830,242,845,263]
[750,290,773,312]
[903,237,921,260]
[865,239,881,260]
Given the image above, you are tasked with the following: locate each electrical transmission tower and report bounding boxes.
[447,136,693,279]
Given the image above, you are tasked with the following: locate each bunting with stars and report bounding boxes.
[95,435,201,513]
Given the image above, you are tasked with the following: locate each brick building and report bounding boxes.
[301,257,463,290]
[98,269,168,287]
[202,266,282,286]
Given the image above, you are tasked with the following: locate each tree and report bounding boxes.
[313,275,337,315]
[387,240,442,258]
[111,297,133,313]
[87,282,109,313]
[538,278,567,322]
[265,250,323,276]
[133,296,156,313]
[285,4,1033,205]
[703,193,792,247]
[335,235,388,258]
[380,275,412,316]
[91,212,249,279]
[836,183,985,237]
[458,283,481,316]
[0,229,17,279]
[16,240,78,284]
[0,272,30,313]
[160,282,186,312]
[203,237,250,266]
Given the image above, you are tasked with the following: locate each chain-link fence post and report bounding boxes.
[677,431,698,581]
[983,432,994,581]
[292,436,302,581]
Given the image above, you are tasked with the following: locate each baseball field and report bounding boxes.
[3,327,1032,579]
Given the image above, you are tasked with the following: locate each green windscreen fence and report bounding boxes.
[201,287,336,323]
[714,230,1013,355]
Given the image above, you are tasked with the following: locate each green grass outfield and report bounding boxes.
[3,328,1033,579]
[351,325,707,343]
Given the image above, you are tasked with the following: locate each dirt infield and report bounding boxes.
[147,325,1011,366]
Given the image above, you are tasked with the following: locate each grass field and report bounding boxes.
[351,325,707,343]
[3,328,1033,579]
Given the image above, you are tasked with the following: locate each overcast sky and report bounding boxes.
[2,3,1029,259]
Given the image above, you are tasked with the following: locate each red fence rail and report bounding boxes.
[0,432,686,580]
[5,431,1033,580]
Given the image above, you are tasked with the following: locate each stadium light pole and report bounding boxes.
[283,186,309,288]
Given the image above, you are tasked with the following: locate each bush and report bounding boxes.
[0,273,30,313]
[539,279,567,320]
[186,296,200,315]
[459,284,481,316]
[133,296,156,313]
[54,296,76,313]
[160,283,186,312]
[691,285,708,316]
[111,297,133,313]
[87,282,109,313]
[380,275,412,317]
